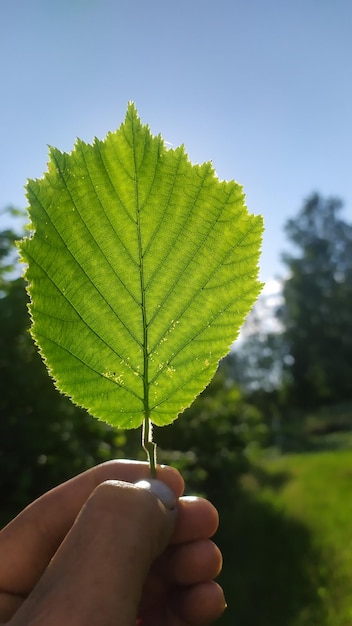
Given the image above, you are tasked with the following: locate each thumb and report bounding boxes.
[10,480,176,626]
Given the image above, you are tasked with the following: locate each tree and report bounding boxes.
[280,193,352,408]
[226,295,286,395]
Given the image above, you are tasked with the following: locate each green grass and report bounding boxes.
[258,450,352,625]
[216,448,352,626]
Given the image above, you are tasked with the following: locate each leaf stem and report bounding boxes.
[142,415,157,477]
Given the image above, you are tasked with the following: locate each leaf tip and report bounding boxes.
[126,100,139,121]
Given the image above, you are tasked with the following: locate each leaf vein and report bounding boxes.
[43,154,144,349]
[149,193,252,352]
[25,243,143,373]
[34,331,143,402]
[149,277,260,387]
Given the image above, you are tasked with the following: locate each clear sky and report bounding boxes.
[1,0,351,283]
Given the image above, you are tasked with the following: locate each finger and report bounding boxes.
[171,496,219,544]
[140,581,226,626]
[0,591,24,622]
[0,460,183,595]
[171,581,227,626]
[160,539,222,585]
[135,479,178,512]
[10,480,175,626]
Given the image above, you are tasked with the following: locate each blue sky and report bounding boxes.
[1,0,351,283]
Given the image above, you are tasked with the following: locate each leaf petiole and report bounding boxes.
[142,415,157,478]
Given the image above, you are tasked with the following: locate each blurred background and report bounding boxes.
[1,1,352,624]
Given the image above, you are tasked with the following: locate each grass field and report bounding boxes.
[216,448,352,626]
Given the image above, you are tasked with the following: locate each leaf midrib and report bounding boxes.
[131,115,150,421]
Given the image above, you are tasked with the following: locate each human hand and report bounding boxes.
[0,460,225,625]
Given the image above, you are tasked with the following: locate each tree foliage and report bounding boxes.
[281,193,352,407]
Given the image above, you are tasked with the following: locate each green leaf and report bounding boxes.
[19,103,263,430]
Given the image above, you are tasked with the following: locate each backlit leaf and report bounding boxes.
[19,103,263,429]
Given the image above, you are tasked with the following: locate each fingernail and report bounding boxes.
[134,479,177,511]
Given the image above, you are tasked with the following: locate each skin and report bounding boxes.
[0,460,226,626]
